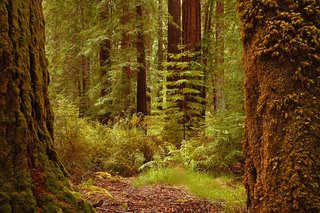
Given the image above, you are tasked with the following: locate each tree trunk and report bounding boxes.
[157,0,164,73]
[238,0,320,212]
[136,5,148,117]
[214,0,225,112]
[79,56,90,117]
[99,3,112,123]
[202,0,214,115]
[0,1,94,212]
[168,0,181,54]
[121,3,133,112]
[181,0,203,132]
[182,0,201,53]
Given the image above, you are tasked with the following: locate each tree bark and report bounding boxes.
[121,3,133,112]
[181,0,203,132]
[136,4,148,117]
[238,0,320,212]
[168,0,181,54]
[182,0,201,54]
[79,56,90,117]
[0,0,94,212]
[99,3,112,123]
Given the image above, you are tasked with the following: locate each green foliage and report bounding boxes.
[134,168,246,212]
[52,96,160,176]
[139,111,244,175]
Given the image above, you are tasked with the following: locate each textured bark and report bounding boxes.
[0,0,94,212]
[181,0,203,129]
[136,5,147,117]
[168,0,181,54]
[214,0,225,112]
[121,3,133,111]
[182,0,201,54]
[238,0,320,212]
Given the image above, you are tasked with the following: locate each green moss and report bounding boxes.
[238,0,320,211]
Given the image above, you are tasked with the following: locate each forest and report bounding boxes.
[0,0,319,212]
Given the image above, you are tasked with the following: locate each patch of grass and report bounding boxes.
[133,168,246,212]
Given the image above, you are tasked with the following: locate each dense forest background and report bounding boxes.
[1,0,318,212]
[43,0,246,210]
[43,0,244,177]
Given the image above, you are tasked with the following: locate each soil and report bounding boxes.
[74,173,221,213]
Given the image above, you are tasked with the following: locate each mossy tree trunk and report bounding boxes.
[0,0,94,212]
[238,0,320,212]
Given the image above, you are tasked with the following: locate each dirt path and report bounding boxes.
[75,173,221,213]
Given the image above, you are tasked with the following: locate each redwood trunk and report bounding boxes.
[168,0,181,54]
[182,0,201,53]
[79,56,90,117]
[121,4,133,111]
[136,5,148,116]
[0,0,93,211]
[238,0,320,211]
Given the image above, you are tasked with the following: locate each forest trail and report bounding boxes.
[75,172,221,213]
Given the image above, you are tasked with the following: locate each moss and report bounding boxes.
[238,0,320,212]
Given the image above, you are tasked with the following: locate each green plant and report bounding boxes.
[134,168,246,212]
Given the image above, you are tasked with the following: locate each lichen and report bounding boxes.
[238,0,320,212]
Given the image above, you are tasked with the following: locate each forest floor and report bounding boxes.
[74,172,222,213]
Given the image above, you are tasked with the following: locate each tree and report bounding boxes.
[0,1,94,212]
[181,0,204,132]
[214,0,225,112]
[136,3,148,117]
[238,0,320,211]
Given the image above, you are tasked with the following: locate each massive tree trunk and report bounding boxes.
[136,4,147,117]
[214,0,225,112]
[238,0,320,212]
[0,0,94,212]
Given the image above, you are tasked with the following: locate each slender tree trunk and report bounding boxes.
[238,0,320,212]
[136,5,148,117]
[79,56,90,117]
[121,4,133,112]
[202,0,214,115]
[156,0,164,110]
[99,3,112,123]
[214,0,225,112]
[157,0,164,73]
[0,0,93,211]
[168,0,181,54]
[165,0,182,142]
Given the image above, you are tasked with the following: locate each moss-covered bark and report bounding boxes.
[0,0,95,212]
[238,0,320,212]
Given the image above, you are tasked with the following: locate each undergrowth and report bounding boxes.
[133,168,246,212]
[52,95,244,178]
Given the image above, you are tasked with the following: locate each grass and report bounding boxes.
[133,168,246,212]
